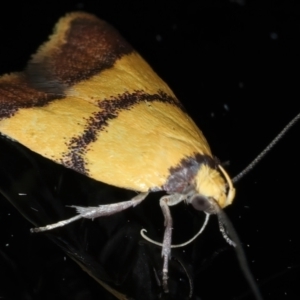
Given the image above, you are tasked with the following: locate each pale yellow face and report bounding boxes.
[194,164,234,209]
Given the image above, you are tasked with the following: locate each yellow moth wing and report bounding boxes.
[69,52,178,102]
[0,12,212,192]
[86,101,212,191]
[0,73,98,158]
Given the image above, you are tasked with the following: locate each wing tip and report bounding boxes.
[25,11,134,93]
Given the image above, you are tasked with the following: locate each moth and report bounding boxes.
[0,12,245,295]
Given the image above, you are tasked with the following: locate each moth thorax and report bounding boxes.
[194,164,229,209]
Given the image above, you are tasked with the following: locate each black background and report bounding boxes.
[0,1,300,299]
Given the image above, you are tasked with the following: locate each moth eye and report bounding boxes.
[191,195,211,211]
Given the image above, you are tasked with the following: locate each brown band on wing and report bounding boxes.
[163,154,218,194]
[61,90,183,175]
[0,74,61,120]
[26,12,134,94]
[1,13,134,119]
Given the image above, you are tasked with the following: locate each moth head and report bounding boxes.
[189,164,235,213]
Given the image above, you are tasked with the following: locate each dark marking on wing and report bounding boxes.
[0,74,61,120]
[61,90,183,175]
[1,13,134,121]
[0,13,133,120]
[26,13,134,94]
[163,154,218,194]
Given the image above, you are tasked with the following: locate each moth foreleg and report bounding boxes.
[31,192,148,233]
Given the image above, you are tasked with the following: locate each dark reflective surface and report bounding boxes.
[1,1,300,299]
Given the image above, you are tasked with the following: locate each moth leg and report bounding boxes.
[31,192,148,233]
[159,194,184,293]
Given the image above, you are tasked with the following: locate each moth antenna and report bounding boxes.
[233,112,300,183]
[140,213,210,248]
[209,199,263,300]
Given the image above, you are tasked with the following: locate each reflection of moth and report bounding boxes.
[0,12,236,293]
